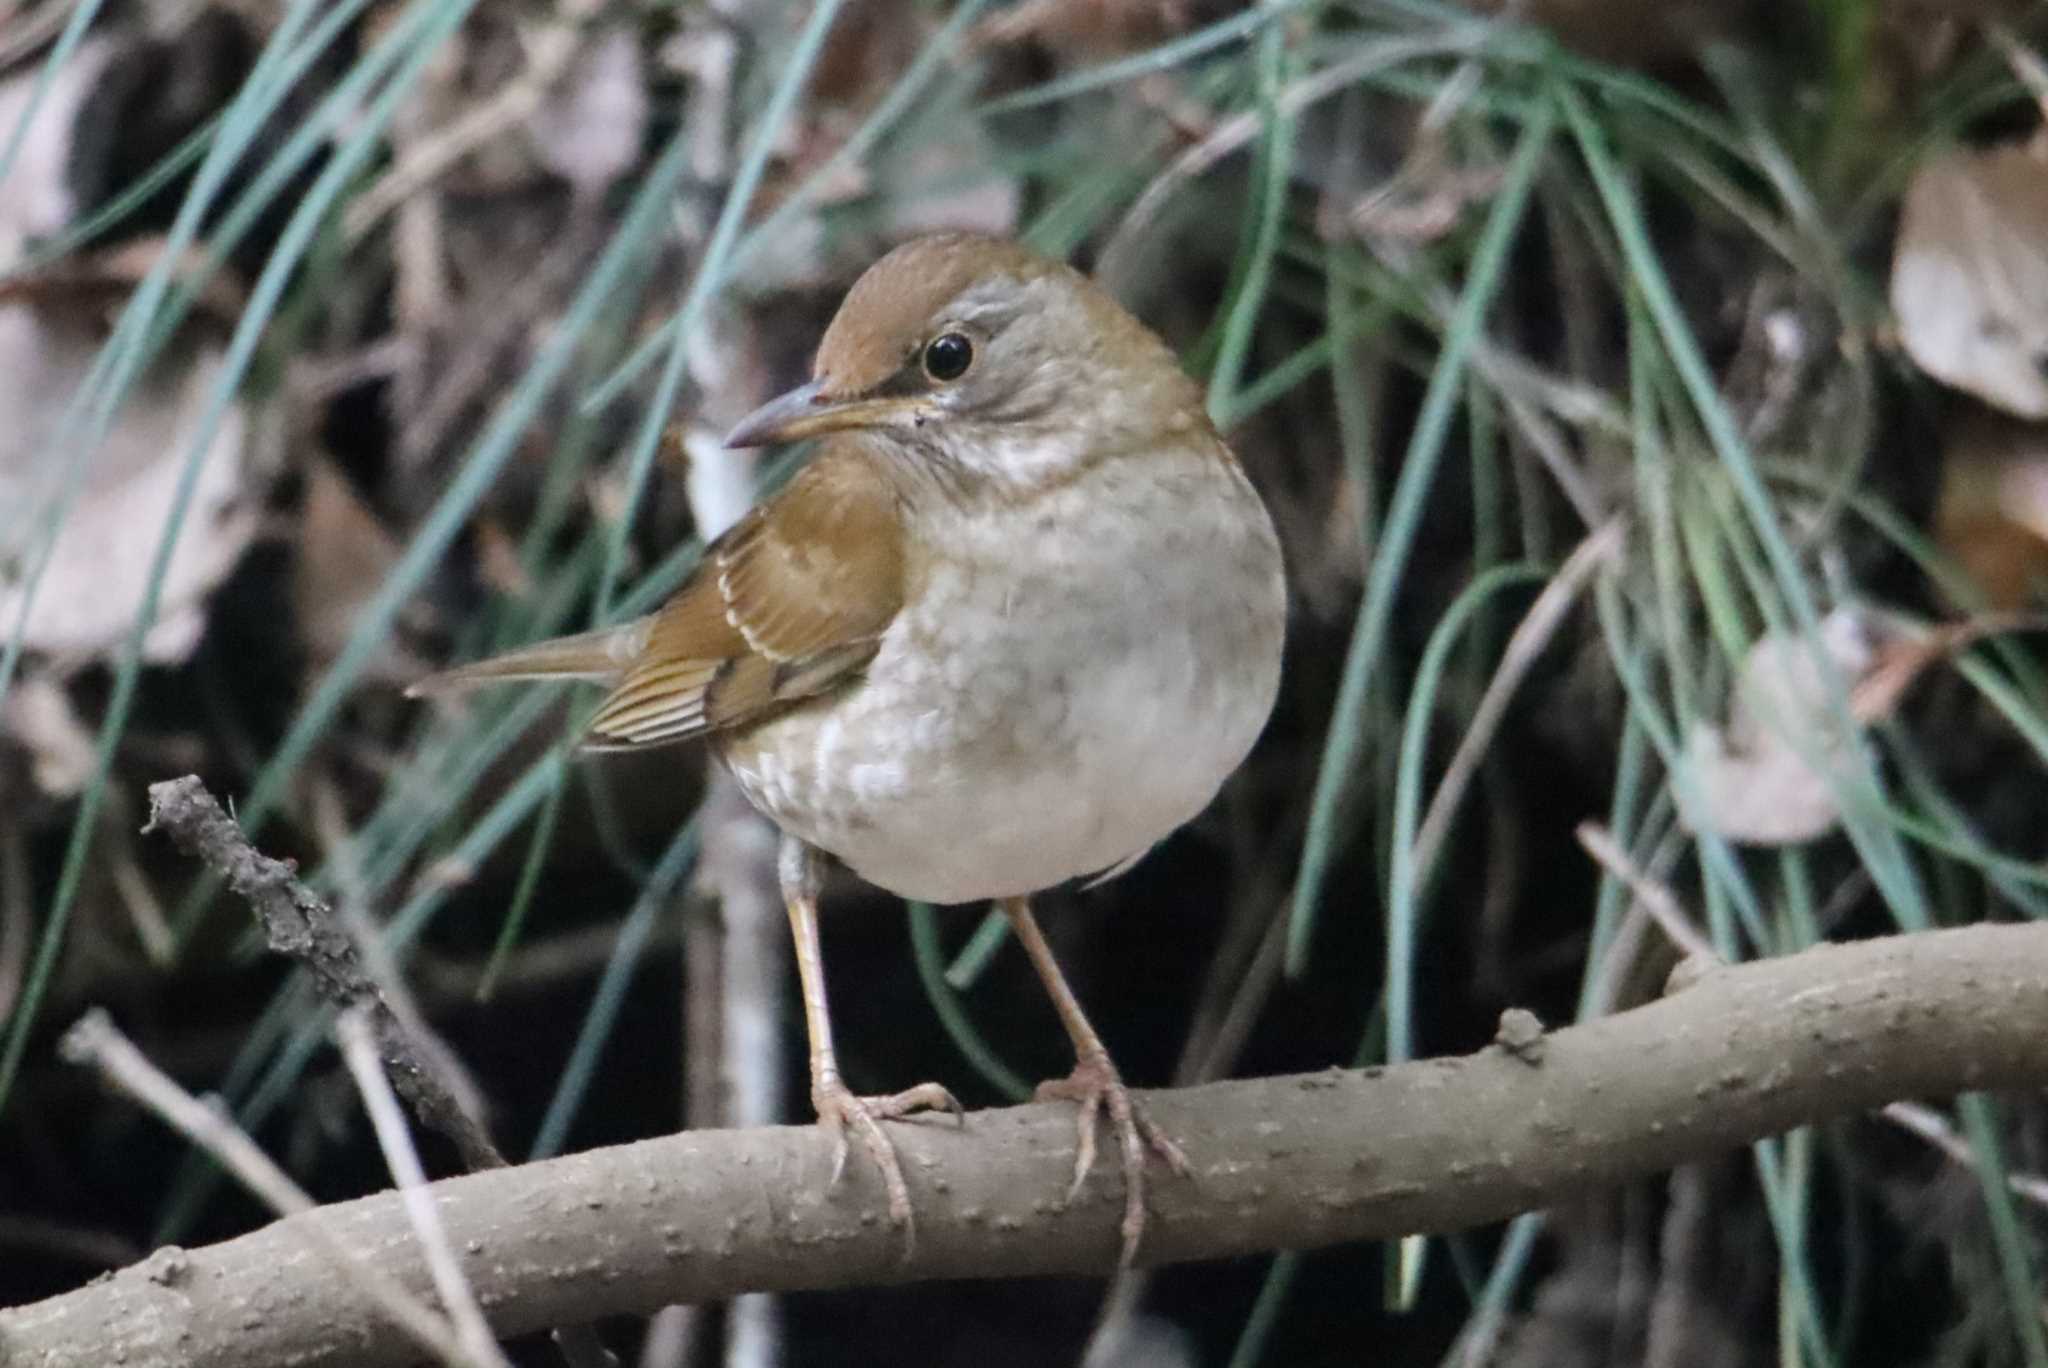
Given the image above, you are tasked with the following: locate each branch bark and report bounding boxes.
[9,921,2048,1368]
[144,776,502,1173]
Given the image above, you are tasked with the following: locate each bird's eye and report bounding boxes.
[922,332,973,382]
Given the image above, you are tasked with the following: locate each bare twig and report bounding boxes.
[341,0,603,244]
[18,923,2048,1368]
[681,314,789,1368]
[144,776,503,1171]
[57,1010,469,1368]
[1097,28,1488,282]
[337,1007,511,1368]
[1410,520,1625,884]
[145,777,619,1368]
[1574,820,1722,966]
[1881,1100,2048,1212]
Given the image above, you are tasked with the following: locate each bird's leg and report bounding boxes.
[779,838,961,1251]
[999,895,1189,1267]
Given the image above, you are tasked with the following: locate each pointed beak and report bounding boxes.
[724,380,922,449]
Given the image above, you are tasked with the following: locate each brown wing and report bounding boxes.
[584,448,904,748]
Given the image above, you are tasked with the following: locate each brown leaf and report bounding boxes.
[1681,611,1875,846]
[294,458,425,682]
[0,235,247,328]
[1935,407,2048,608]
[976,0,1199,60]
[1893,141,2048,418]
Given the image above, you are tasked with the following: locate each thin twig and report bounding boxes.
[1574,821,1722,966]
[337,1008,511,1368]
[145,776,503,1170]
[58,1010,469,1368]
[1410,520,1625,885]
[1097,27,1488,281]
[145,777,618,1368]
[0,1214,141,1271]
[1881,1100,2048,1212]
[681,303,789,1367]
[342,0,603,244]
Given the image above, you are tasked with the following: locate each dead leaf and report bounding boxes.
[0,236,247,326]
[0,46,269,669]
[0,35,109,262]
[1681,610,1875,845]
[528,26,647,203]
[0,299,264,663]
[1681,605,2048,845]
[976,0,1199,60]
[1935,407,2048,607]
[471,515,532,601]
[1892,141,2048,418]
[1,673,95,796]
[295,458,430,683]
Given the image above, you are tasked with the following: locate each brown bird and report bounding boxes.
[413,232,1286,1265]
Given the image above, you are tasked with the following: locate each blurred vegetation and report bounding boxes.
[5,0,2048,1364]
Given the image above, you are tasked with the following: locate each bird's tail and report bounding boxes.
[405,620,651,698]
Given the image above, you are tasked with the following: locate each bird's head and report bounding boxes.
[725,232,1207,490]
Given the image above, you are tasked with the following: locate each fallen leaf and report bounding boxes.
[976,0,1200,60]
[0,35,110,262]
[0,673,95,796]
[1935,406,2048,608]
[0,48,269,669]
[528,26,647,203]
[0,297,264,663]
[294,458,428,682]
[1680,604,2048,845]
[1682,610,1875,845]
[1892,140,2048,419]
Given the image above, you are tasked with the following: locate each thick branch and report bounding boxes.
[9,922,2048,1368]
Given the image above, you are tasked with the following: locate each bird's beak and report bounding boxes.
[724,379,922,449]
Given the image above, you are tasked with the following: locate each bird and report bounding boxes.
[411,231,1287,1266]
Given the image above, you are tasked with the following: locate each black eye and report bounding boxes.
[922,332,973,382]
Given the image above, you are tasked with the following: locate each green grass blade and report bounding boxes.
[909,903,1031,1102]
[581,0,995,414]
[593,0,847,617]
[1205,6,1300,423]
[1388,563,1545,1060]
[476,755,571,1002]
[1225,1250,1306,1368]
[1958,1093,2048,1366]
[529,822,700,1162]
[0,0,438,1120]
[177,123,696,932]
[0,0,111,199]
[981,0,1324,115]
[1286,88,1556,977]
[944,908,1013,991]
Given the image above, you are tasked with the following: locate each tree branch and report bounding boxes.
[8,922,2048,1368]
[144,776,502,1173]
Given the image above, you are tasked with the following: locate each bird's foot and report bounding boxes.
[1035,1052,1189,1267]
[812,1077,962,1255]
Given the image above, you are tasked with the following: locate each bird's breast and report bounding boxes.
[721,446,1284,904]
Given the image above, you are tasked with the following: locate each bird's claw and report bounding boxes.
[1035,1054,1188,1267]
[812,1079,962,1257]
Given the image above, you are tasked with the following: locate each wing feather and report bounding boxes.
[584,448,903,749]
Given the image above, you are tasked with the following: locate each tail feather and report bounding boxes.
[406,621,650,698]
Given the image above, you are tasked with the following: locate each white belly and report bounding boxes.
[721,456,1284,905]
